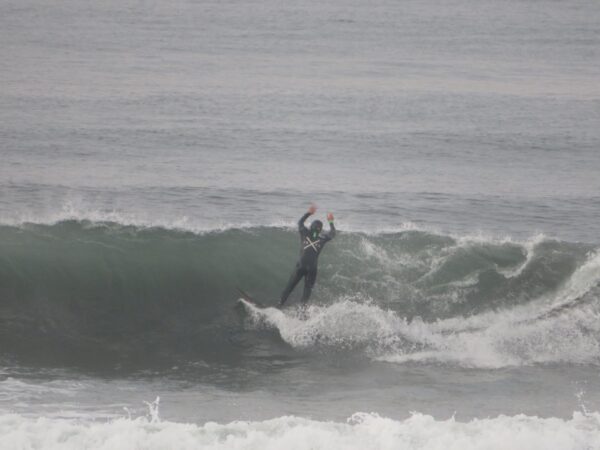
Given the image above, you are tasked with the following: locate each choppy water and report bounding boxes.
[1,0,600,448]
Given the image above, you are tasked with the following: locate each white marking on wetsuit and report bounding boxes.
[303,237,320,252]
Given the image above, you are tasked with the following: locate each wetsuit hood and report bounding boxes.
[310,220,323,238]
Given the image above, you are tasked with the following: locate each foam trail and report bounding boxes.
[244,271,600,368]
[1,411,599,450]
[243,300,405,349]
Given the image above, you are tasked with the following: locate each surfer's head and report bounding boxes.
[310,220,323,237]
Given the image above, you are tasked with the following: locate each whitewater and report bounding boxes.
[2,0,600,448]
[3,409,600,450]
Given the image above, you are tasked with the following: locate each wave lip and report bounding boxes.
[2,411,600,450]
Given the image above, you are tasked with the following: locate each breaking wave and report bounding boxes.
[0,220,598,368]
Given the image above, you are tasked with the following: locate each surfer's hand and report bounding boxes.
[308,205,317,215]
[327,212,334,222]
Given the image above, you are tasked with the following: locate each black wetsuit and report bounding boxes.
[279,212,336,305]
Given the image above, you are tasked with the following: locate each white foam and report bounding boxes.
[544,250,600,311]
[243,261,600,369]
[497,233,547,278]
[244,299,404,349]
[1,411,599,450]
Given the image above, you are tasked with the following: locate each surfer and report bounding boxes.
[279,205,336,306]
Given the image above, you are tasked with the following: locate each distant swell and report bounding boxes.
[0,220,598,368]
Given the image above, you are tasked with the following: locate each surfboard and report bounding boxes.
[236,287,267,308]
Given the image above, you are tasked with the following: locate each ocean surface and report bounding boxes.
[1,0,600,448]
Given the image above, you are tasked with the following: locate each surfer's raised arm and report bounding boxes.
[298,205,317,233]
[324,212,336,240]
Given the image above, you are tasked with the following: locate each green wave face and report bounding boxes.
[0,220,596,367]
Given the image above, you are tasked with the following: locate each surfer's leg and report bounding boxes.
[279,266,305,306]
[301,268,317,303]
